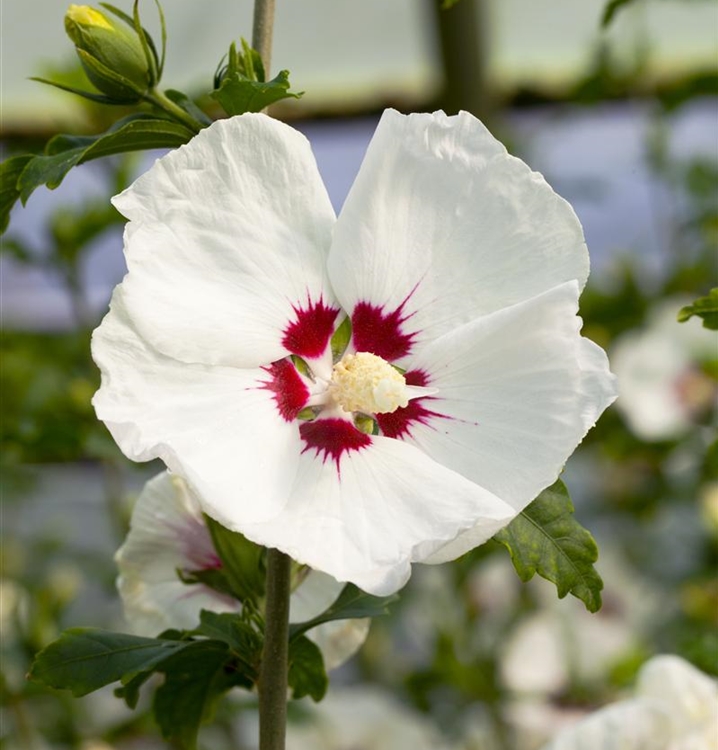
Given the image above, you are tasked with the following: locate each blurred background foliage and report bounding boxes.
[1,0,716,748]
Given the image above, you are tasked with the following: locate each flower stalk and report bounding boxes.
[141,89,202,133]
[258,547,292,750]
[252,0,276,79]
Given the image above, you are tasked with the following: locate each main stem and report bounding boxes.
[253,3,285,746]
[252,0,276,79]
[259,548,292,749]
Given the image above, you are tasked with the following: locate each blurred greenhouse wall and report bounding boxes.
[1,1,716,749]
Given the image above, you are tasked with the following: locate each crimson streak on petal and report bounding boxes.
[376,369,447,439]
[300,418,372,471]
[282,298,340,359]
[351,299,417,361]
[260,359,310,422]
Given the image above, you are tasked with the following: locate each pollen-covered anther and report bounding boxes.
[329,352,409,414]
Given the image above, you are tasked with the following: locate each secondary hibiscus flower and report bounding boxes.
[116,471,369,670]
[93,110,617,595]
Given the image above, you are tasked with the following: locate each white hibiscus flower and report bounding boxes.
[542,655,718,750]
[116,471,369,670]
[612,298,717,441]
[93,109,616,595]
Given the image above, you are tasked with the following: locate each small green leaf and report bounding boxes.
[289,583,398,641]
[205,515,266,604]
[16,115,194,205]
[28,628,193,697]
[114,668,155,709]
[601,0,635,27]
[0,155,33,233]
[195,610,262,683]
[153,640,233,750]
[677,289,718,330]
[494,480,604,612]
[288,635,327,701]
[211,54,302,116]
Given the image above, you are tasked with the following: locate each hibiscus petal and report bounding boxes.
[328,109,589,358]
[289,570,370,671]
[395,282,617,563]
[240,426,515,596]
[113,114,337,368]
[116,472,240,635]
[92,289,304,524]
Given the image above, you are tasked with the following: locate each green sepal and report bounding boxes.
[76,48,146,103]
[494,479,604,613]
[0,155,33,233]
[289,583,398,641]
[27,627,196,697]
[677,289,718,330]
[330,316,352,360]
[15,114,195,207]
[30,76,120,105]
[205,515,266,604]
[288,636,327,701]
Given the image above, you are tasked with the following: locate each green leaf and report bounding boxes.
[601,0,635,27]
[0,155,33,233]
[28,628,194,697]
[289,583,398,641]
[195,610,261,686]
[494,480,604,612]
[677,289,718,330]
[114,668,155,709]
[210,60,304,117]
[16,115,194,206]
[288,635,327,701]
[205,515,266,604]
[153,640,234,750]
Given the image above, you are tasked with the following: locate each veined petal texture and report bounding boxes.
[113,114,337,369]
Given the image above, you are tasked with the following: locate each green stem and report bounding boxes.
[252,0,276,78]
[143,89,202,133]
[259,547,292,750]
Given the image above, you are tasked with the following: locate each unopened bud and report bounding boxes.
[64,4,154,102]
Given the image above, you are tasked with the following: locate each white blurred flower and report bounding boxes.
[542,655,718,750]
[240,686,451,750]
[116,471,369,670]
[612,298,717,441]
[93,109,616,596]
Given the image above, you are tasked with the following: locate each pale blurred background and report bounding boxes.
[1,2,717,749]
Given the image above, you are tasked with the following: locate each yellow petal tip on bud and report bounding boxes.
[66,4,113,30]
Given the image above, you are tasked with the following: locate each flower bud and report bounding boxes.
[64,4,154,102]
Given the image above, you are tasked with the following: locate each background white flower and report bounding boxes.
[612,298,717,441]
[93,109,616,595]
[116,471,369,670]
[541,655,718,750]
[238,686,452,750]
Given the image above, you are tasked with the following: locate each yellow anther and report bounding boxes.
[330,352,409,414]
